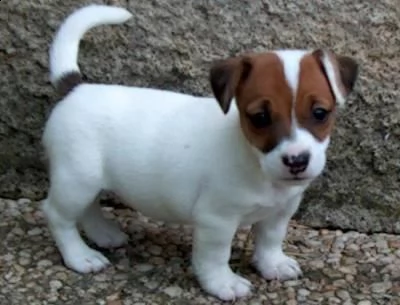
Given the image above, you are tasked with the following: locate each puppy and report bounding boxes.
[42,4,358,301]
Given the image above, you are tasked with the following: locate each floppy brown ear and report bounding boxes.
[312,49,359,107]
[209,57,252,114]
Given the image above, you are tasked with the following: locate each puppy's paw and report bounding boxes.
[201,270,252,301]
[253,252,302,281]
[64,247,110,273]
[84,219,128,248]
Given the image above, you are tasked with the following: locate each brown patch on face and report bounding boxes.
[295,53,337,141]
[235,53,294,153]
[211,53,294,153]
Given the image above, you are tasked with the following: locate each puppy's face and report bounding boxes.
[210,50,358,183]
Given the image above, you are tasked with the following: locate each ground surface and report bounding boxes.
[1,198,399,305]
[1,0,400,233]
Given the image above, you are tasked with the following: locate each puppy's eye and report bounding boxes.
[312,107,330,122]
[248,111,272,129]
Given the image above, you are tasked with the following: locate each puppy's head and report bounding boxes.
[210,50,358,183]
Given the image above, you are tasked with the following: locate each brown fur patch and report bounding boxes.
[55,72,82,97]
[295,53,336,141]
[233,53,293,153]
[335,55,359,95]
[209,50,356,152]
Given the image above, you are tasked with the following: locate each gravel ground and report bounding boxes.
[1,198,399,305]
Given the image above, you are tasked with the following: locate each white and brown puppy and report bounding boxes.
[42,4,358,301]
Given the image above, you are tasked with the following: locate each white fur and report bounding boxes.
[320,51,346,106]
[275,50,307,93]
[49,5,132,84]
[258,128,330,182]
[42,5,339,301]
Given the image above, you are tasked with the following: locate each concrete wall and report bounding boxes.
[1,0,399,232]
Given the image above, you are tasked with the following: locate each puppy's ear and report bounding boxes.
[313,49,359,107]
[209,57,252,114]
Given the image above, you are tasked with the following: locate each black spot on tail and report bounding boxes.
[55,72,82,97]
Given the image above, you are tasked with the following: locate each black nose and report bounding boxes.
[282,152,310,174]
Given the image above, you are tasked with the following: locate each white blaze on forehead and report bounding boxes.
[274,50,309,96]
[274,50,309,135]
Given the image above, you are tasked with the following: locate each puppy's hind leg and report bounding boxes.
[80,199,128,249]
[42,167,110,273]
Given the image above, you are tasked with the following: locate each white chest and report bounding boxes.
[238,184,304,226]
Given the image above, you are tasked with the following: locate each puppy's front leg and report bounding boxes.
[252,195,303,281]
[192,216,252,301]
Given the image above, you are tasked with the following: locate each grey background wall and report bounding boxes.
[0,0,399,232]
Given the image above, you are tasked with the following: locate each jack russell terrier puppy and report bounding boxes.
[42,4,358,301]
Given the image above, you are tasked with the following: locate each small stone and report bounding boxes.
[298,289,310,297]
[37,259,53,268]
[336,290,351,300]
[284,280,301,287]
[322,268,342,279]
[144,281,158,290]
[135,264,154,273]
[50,280,62,291]
[27,228,42,236]
[328,297,341,304]
[94,274,108,282]
[106,293,121,305]
[48,293,59,302]
[320,229,330,235]
[378,256,393,264]
[149,256,165,265]
[370,282,391,293]
[309,292,324,302]
[286,287,296,299]
[376,240,388,249]
[12,227,24,236]
[346,244,360,251]
[388,240,400,249]
[17,198,32,205]
[323,288,335,297]
[338,266,357,275]
[148,245,162,256]
[267,292,278,299]
[163,286,183,297]
[361,242,375,249]
[309,260,325,269]
[286,300,297,305]
[357,301,371,305]
[18,257,31,266]
[3,253,14,261]
[332,279,347,288]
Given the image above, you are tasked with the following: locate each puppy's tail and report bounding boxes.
[49,5,132,96]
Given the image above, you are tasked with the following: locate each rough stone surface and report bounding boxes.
[0,0,399,232]
[1,199,400,304]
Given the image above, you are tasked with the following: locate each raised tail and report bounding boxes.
[49,4,132,95]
